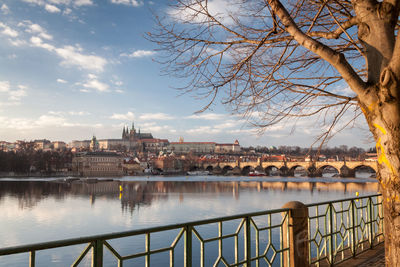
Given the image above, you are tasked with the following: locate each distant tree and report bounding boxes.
[150,0,400,263]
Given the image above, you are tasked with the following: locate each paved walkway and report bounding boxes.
[332,243,385,267]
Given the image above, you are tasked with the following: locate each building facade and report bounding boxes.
[168,142,216,154]
[72,152,124,176]
[215,140,241,154]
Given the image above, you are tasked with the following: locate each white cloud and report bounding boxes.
[110,0,143,7]
[68,111,90,116]
[55,45,107,72]
[0,81,10,92]
[37,115,66,126]
[8,87,27,101]
[29,33,107,72]
[26,23,53,40]
[74,0,93,6]
[9,39,26,47]
[121,50,155,58]
[82,77,109,92]
[45,4,61,12]
[63,7,72,14]
[0,81,28,104]
[168,0,240,25]
[139,113,174,120]
[0,22,18,37]
[57,78,67,83]
[186,113,226,120]
[21,0,44,4]
[115,89,124,93]
[22,0,93,8]
[110,112,135,120]
[1,4,10,14]
[30,36,55,50]
[186,126,221,134]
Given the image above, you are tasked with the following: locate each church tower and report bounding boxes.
[122,126,126,139]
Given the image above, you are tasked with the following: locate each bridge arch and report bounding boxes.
[222,165,233,175]
[265,165,280,176]
[317,165,340,177]
[189,165,200,171]
[353,165,376,178]
[280,166,290,176]
[241,165,253,175]
[288,165,308,177]
[205,165,213,172]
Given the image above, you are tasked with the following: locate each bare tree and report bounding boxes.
[148,0,400,264]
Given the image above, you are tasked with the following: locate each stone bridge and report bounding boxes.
[198,159,377,177]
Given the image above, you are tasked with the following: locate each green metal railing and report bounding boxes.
[0,194,383,266]
[307,194,384,266]
[0,208,291,266]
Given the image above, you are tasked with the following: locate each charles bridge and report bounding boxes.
[195,159,377,177]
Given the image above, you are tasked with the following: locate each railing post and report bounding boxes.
[351,199,356,257]
[29,251,35,267]
[368,197,374,248]
[244,216,251,266]
[92,240,103,267]
[329,203,334,266]
[185,225,192,267]
[281,201,309,267]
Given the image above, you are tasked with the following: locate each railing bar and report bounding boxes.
[103,241,122,260]
[171,228,185,248]
[218,222,222,264]
[29,250,35,267]
[306,194,381,208]
[121,246,172,260]
[92,240,103,267]
[255,219,259,267]
[234,232,238,266]
[202,233,238,243]
[0,208,294,256]
[368,197,374,248]
[235,218,245,234]
[245,216,251,267]
[145,233,150,267]
[351,200,356,257]
[200,240,204,267]
[257,224,287,231]
[185,225,192,267]
[71,242,92,267]
[170,249,174,267]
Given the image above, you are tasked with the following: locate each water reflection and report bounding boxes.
[0,178,379,213]
[0,177,380,266]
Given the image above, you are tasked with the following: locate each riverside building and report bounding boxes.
[72,151,124,177]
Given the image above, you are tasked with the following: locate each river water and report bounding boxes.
[0,175,379,266]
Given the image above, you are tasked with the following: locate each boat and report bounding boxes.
[249,170,265,177]
[187,170,210,176]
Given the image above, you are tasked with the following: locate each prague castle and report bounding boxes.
[70,122,169,152]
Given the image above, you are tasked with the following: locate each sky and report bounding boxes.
[0,0,374,148]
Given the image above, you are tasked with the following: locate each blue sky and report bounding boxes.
[0,0,374,148]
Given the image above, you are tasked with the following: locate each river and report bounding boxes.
[0,175,379,266]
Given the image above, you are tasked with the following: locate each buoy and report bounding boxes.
[119,185,123,192]
[356,191,359,197]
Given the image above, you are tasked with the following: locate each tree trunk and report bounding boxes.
[361,82,400,266]
[377,129,400,266]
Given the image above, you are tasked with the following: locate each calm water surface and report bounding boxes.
[0,175,379,266]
